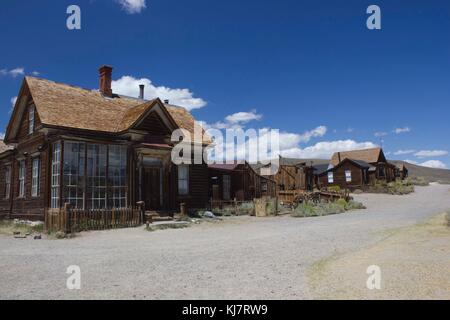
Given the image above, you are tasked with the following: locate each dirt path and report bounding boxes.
[0,184,449,299]
[308,213,450,299]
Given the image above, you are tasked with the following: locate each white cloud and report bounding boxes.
[225,110,262,124]
[31,71,40,76]
[112,76,207,111]
[419,160,447,169]
[297,126,327,143]
[280,140,378,159]
[9,96,17,114]
[404,159,447,169]
[0,67,25,78]
[394,149,416,156]
[414,150,448,158]
[374,131,388,137]
[394,127,411,134]
[116,0,146,14]
[0,132,4,140]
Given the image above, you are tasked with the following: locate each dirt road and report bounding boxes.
[0,184,449,299]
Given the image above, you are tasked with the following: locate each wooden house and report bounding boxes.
[330,148,396,184]
[0,66,211,220]
[395,163,409,180]
[208,161,276,201]
[315,158,375,190]
[256,157,317,192]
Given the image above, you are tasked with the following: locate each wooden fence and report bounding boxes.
[45,204,143,233]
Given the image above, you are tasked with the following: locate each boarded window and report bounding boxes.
[5,166,11,199]
[327,171,334,184]
[31,157,40,197]
[223,175,231,200]
[345,170,352,182]
[178,165,189,195]
[108,145,127,208]
[28,105,35,134]
[51,142,61,208]
[18,160,25,197]
[87,144,107,209]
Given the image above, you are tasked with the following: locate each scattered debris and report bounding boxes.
[202,211,216,219]
[34,235,42,240]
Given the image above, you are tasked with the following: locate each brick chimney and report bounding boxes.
[99,65,113,97]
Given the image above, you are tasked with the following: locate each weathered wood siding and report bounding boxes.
[317,161,366,190]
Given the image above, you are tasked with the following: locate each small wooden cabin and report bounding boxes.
[0,66,211,220]
[315,158,374,190]
[257,157,316,192]
[208,161,276,201]
[395,163,409,180]
[330,148,396,184]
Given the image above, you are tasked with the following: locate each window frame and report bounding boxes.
[178,165,189,196]
[327,171,334,184]
[18,160,25,198]
[345,170,352,183]
[4,165,11,200]
[51,142,61,209]
[31,157,40,197]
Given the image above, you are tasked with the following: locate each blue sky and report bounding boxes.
[0,0,449,168]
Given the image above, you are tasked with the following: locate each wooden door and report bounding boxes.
[144,168,161,210]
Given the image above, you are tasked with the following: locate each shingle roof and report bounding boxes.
[313,163,331,175]
[330,148,383,166]
[23,77,208,142]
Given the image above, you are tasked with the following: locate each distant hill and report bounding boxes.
[390,160,450,184]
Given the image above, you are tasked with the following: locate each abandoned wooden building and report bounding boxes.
[0,66,213,220]
[315,158,375,190]
[208,161,276,202]
[330,148,396,184]
[395,163,409,179]
[255,157,317,192]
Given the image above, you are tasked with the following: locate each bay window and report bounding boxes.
[51,142,61,208]
[63,141,85,209]
[87,144,107,209]
[51,140,128,209]
[108,145,127,208]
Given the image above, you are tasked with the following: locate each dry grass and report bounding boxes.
[0,220,43,236]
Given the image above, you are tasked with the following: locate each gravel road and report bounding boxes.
[0,184,449,300]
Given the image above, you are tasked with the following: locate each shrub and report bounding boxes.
[292,203,317,217]
[409,177,430,186]
[328,186,341,193]
[353,189,364,194]
[346,200,366,210]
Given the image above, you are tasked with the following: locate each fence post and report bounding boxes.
[64,203,72,234]
[136,201,145,225]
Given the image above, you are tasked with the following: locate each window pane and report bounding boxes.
[328,172,334,184]
[86,144,107,209]
[178,165,189,195]
[51,142,61,208]
[108,145,127,208]
[32,158,40,197]
[63,141,85,209]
